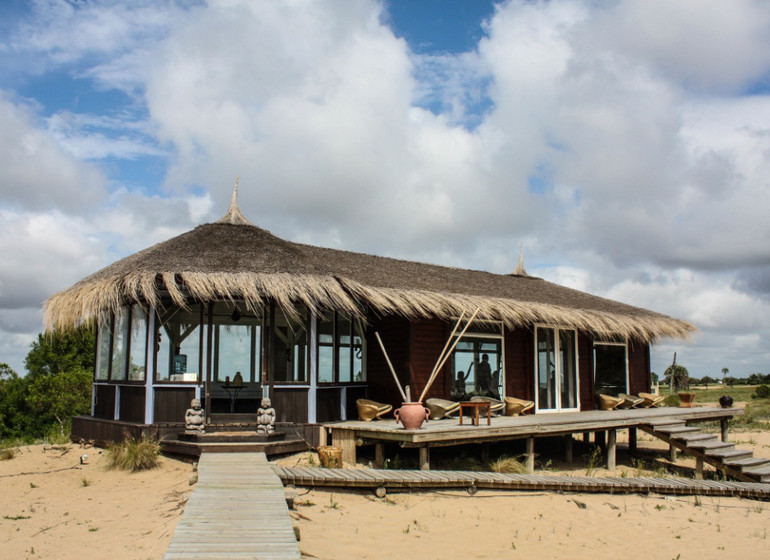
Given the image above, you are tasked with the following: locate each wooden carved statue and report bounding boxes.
[185,398,205,433]
[257,397,276,434]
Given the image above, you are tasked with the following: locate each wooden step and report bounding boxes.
[655,426,701,436]
[648,421,687,430]
[741,463,770,478]
[674,432,716,443]
[686,440,733,451]
[704,447,752,460]
[722,456,770,469]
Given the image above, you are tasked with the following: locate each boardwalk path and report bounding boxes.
[274,465,770,500]
[164,453,300,560]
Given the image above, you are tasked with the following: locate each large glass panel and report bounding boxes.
[337,315,352,383]
[111,307,129,381]
[537,327,556,409]
[272,306,307,383]
[317,312,334,383]
[594,344,627,396]
[559,330,577,409]
[156,304,202,382]
[95,318,112,380]
[450,336,503,399]
[128,305,147,381]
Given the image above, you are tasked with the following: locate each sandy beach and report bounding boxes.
[2,425,769,560]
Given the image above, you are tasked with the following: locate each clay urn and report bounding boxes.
[394,402,430,430]
[678,391,696,408]
[719,395,734,408]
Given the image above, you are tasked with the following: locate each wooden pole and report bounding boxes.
[417,311,466,402]
[374,332,407,402]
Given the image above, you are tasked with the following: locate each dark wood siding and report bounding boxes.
[272,387,308,424]
[119,386,145,423]
[94,385,115,420]
[316,387,341,422]
[153,387,195,423]
[366,316,411,407]
[409,319,448,401]
[504,327,534,401]
[628,342,651,395]
[578,333,595,411]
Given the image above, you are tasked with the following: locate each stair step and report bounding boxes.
[722,457,770,468]
[741,464,770,477]
[656,426,701,436]
[704,448,752,460]
[687,440,733,451]
[649,421,687,430]
[675,433,715,443]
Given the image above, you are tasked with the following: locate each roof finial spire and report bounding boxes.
[513,242,528,276]
[217,176,252,225]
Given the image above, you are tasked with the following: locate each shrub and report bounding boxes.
[489,455,527,474]
[752,385,770,399]
[0,447,16,461]
[104,437,160,472]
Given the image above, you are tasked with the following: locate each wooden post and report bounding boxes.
[695,457,704,480]
[564,435,573,463]
[526,437,535,474]
[419,447,430,470]
[721,418,729,442]
[332,428,356,465]
[375,443,384,468]
[669,444,678,462]
[607,429,617,471]
[481,443,490,464]
[628,427,637,454]
[318,426,328,447]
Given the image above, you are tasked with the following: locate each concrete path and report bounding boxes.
[164,452,300,560]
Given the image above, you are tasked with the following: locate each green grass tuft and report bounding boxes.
[489,455,528,474]
[104,437,160,472]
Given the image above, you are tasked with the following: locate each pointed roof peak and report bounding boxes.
[217,176,253,226]
[512,243,528,276]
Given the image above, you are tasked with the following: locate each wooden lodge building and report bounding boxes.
[45,188,695,448]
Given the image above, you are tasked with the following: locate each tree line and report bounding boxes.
[0,326,94,441]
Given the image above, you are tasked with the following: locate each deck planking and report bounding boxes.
[164,452,300,560]
[273,465,770,500]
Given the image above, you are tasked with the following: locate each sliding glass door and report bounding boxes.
[535,326,579,412]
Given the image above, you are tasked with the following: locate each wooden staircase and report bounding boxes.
[640,420,770,483]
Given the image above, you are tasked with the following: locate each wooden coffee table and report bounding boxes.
[458,401,491,426]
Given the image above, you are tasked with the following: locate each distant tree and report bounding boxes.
[665,363,690,393]
[650,371,659,384]
[700,375,716,388]
[724,376,735,388]
[0,363,30,439]
[26,367,92,436]
[721,367,729,382]
[24,325,95,379]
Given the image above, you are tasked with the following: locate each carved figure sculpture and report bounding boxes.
[257,397,276,434]
[185,398,205,433]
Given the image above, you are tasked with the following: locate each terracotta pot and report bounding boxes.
[719,395,734,408]
[678,392,696,408]
[394,402,430,430]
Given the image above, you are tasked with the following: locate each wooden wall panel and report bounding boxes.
[316,387,341,423]
[119,386,145,424]
[153,387,195,423]
[410,319,448,400]
[271,388,308,424]
[578,333,595,411]
[628,342,651,395]
[94,385,115,420]
[366,316,411,407]
[504,327,534,401]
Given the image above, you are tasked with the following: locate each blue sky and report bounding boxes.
[2,0,770,382]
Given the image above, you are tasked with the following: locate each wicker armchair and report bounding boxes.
[356,398,393,421]
[617,393,644,409]
[597,394,623,411]
[637,392,666,408]
[425,398,461,420]
[503,396,534,416]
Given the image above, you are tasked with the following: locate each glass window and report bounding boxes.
[156,304,202,382]
[272,306,308,383]
[212,302,261,383]
[128,305,147,381]
[450,335,503,399]
[95,317,112,381]
[316,311,365,383]
[594,343,628,397]
[111,307,129,381]
[536,326,578,411]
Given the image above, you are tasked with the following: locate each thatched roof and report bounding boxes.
[44,202,695,343]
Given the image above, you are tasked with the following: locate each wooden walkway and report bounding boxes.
[164,453,301,560]
[274,465,770,500]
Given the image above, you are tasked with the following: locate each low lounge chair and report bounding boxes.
[637,392,666,408]
[356,398,393,421]
[425,398,460,420]
[597,394,623,411]
[503,396,534,416]
[470,396,505,415]
[617,393,644,409]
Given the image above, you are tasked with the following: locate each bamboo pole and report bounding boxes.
[418,307,481,403]
[374,332,407,402]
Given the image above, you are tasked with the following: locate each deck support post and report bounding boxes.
[628,427,637,454]
[526,437,535,474]
[695,457,704,480]
[419,447,430,471]
[669,444,678,462]
[375,443,384,468]
[481,443,490,464]
[332,428,356,465]
[564,435,573,463]
[720,418,729,442]
[318,427,327,447]
[607,429,617,471]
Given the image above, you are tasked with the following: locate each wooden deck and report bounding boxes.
[164,452,301,560]
[324,406,743,470]
[273,465,770,500]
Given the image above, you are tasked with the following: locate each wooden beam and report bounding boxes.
[332,428,356,465]
[526,437,535,474]
[607,429,616,471]
[628,427,637,454]
[375,443,384,468]
[564,435,573,463]
[419,447,430,470]
[721,418,729,442]
[695,457,704,480]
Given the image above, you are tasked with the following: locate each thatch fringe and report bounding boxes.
[43,270,695,343]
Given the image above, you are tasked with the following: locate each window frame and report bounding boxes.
[315,310,366,385]
[93,304,149,384]
[534,324,580,413]
[592,340,629,397]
